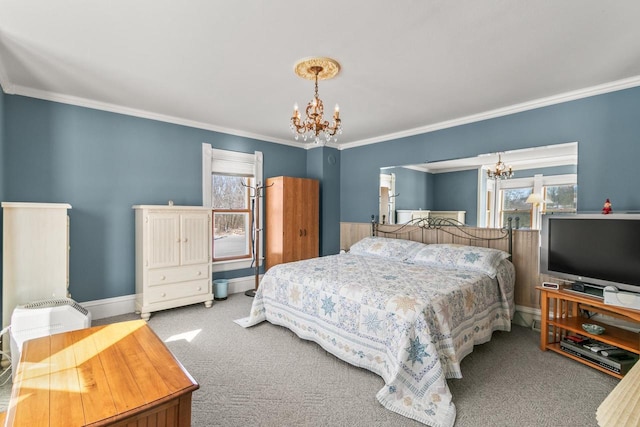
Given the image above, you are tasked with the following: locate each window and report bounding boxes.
[544,184,577,214]
[501,187,533,229]
[494,173,577,229]
[202,144,263,271]
[211,175,252,261]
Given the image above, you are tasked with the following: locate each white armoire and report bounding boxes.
[2,202,72,329]
[133,205,213,320]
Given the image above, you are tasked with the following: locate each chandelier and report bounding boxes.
[487,153,514,180]
[290,57,342,144]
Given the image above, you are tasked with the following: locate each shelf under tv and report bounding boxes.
[537,286,640,378]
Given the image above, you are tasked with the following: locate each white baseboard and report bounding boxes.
[82,275,261,320]
[513,305,541,329]
[225,275,262,296]
[81,294,137,320]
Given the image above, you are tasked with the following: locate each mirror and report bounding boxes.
[379,142,578,227]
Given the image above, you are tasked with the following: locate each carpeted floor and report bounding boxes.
[0,293,619,426]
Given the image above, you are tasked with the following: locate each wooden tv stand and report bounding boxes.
[538,286,640,379]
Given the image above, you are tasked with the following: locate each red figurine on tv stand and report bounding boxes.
[602,198,612,214]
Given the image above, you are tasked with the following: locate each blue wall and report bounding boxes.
[307,147,341,255]
[433,169,478,224]
[341,86,640,222]
[5,84,640,305]
[3,95,325,303]
[385,167,432,211]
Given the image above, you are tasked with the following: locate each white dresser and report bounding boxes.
[2,202,71,329]
[133,205,213,320]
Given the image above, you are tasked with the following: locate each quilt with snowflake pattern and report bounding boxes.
[237,252,515,427]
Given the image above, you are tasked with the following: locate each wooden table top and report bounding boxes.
[4,320,199,426]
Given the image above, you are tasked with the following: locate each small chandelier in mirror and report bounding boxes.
[290,57,342,144]
[487,153,514,180]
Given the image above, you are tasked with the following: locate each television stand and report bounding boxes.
[537,286,640,379]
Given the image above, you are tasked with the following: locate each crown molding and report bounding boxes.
[5,75,640,152]
[7,84,308,148]
[0,57,14,95]
[338,75,640,150]
[6,81,338,151]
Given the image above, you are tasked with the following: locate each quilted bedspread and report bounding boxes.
[238,253,515,427]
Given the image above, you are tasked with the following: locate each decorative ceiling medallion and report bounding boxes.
[290,56,343,144]
[294,57,341,81]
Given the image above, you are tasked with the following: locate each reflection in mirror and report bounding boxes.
[379,142,578,228]
[380,166,432,224]
[379,172,396,224]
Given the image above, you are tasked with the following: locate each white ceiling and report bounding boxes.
[1,1,640,149]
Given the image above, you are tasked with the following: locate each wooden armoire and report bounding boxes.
[265,176,319,270]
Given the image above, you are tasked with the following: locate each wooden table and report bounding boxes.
[4,320,198,426]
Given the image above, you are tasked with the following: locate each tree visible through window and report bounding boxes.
[501,187,533,229]
[499,183,577,229]
[212,175,252,261]
[545,184,577,213]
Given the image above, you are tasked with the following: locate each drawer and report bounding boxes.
[147,279,211,304]
[149,264,209,286]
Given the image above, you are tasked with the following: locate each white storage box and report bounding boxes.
[10,298,91,378]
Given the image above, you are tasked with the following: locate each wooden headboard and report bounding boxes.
[340,220,541,311]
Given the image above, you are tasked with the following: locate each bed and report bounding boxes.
[237,222,516,427]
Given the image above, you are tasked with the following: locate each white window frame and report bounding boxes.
[202,143,263,272]
[491,173,577,229]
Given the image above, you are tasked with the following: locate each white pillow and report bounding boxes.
[408,244,510,278]
[349,237,426,262]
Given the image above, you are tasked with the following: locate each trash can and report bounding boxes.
[213,279,229,301]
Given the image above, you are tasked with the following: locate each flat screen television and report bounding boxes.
[540,213,640,294]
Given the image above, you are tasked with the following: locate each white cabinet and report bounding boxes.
[2,202,71,329]
[396,210,417,224]
[134,205,213,320]
[430,210,466,223]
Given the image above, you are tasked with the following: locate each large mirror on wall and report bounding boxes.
[379,142,578,229]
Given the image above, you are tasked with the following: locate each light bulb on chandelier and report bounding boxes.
[290,57,342,144]
[487,153,514,180]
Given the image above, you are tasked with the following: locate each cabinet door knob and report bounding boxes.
[160,292,166,297]
[176,238,181,243]
[196,286,202,291]
[197,271,202,276]
[184,237,188,242]
[160,275,166,280]
[299,229,303,236]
